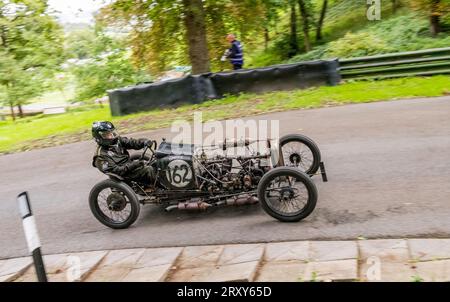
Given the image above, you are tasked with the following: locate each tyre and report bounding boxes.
[89,179,141,229]
[257,167,318,222]
[276,134,321,176]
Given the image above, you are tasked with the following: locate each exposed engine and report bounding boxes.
[196,154,268,194]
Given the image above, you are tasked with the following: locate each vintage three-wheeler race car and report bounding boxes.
[89,134,327,229]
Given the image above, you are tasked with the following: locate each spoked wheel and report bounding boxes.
[277,134,321,176]
[257,167,318,222]
[89,179,141,229]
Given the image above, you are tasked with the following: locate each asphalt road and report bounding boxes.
[1,97,449,259]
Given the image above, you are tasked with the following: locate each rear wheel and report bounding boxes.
[277,134,321,175]
[89,179,141,229]
[257,167,317,222]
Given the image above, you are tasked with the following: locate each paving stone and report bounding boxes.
[121,247,183,282]
[122,264,175,282]
[175,245,224,269]
[15,251,107,282]
[218,244,264,266]
[171,261,260,282]
[170,244,263,282]
[414,259,450,282]
[0,257,32,282]
[203,261,259,282]
[358,239,414,282]
[264,241,309,262]
[168,266,212,282]
[256,261,307,282]
[303,259,358,282]
[359,261,417,282]
[84,249,146,282]
[409,239,450,261]
[309,241,357,262]
[358,239,409,262]
[53,251,107,282]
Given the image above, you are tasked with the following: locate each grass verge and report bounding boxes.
[0,75,449,154]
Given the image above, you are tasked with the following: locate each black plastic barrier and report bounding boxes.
[108,59,340,116]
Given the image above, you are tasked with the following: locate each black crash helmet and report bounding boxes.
[92,121,119,146]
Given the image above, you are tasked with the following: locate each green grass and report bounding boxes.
[0,75,449,154]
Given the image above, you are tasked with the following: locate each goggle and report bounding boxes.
[98,130,119,140]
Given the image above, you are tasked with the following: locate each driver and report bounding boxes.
[91,121,155,185]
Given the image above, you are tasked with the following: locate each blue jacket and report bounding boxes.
[228,40,244,66]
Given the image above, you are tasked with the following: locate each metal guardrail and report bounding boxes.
[339,47,450,80]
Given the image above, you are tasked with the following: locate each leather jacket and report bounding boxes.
[92,137,148,177]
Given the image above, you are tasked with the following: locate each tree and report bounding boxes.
[392,0,400,13]
[316,0,328,41]
[65,29,99,60]
[67,26,151,102]
[288,0,299,57]
[72,49,150,102]
[98,0,272,74]
[0,0,63,118]
[262,0,285,50]
[182,0,210,74]
[410,0,450,37]
[298,0,312,52]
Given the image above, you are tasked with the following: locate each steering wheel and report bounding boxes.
[141,140,157,161]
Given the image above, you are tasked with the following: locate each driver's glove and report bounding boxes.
[127,160,145,171]
[145,140,153,147]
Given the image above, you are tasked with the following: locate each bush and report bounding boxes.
[246,49,283,68]
[72,50,151,101]
[326,32,391,58]
[286,46,328,63]
[286,11,450,63]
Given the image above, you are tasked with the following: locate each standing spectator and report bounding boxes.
[222,34,244,70]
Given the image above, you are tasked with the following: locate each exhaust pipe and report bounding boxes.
[227,195,258,206]
[165,205,179,212]
[165,200,212,212]
[165,195,258,212]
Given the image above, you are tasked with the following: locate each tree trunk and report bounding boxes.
[298,0,311,52]
[182,0,211,74]
[9,102,15,121]
[264,27,270,50]
[430,14,441,37]
[18,104,24,118]
[289,1,299,57]
[0,11,7,47]
[430,0,441,37]
[391,0,398,13]
[316,0,328,42]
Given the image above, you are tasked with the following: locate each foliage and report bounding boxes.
[63,24,152,102]
[98,0,274,73]
[65,28,101,60]
[72,49,151,102]
[409,0,450,18]
[245,48,284,68]
[287,11,450,62]
[326,32,390,58]
[0,0,64,112]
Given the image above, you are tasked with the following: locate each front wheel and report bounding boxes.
[257,167,318,222]
[89,179,141,229]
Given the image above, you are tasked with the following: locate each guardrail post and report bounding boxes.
[17,192,48,282]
